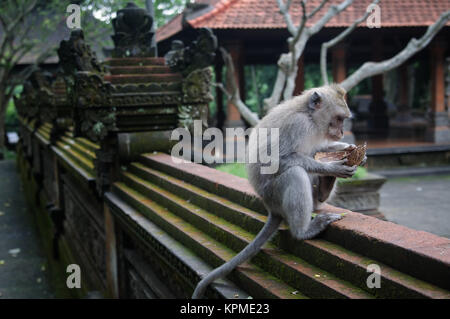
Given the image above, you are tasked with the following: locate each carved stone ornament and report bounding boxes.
[165,28,218,77]
[79,108,117,142]
[178,104,208,132]
[111,2,155,58]
[57,29,103,76]
[74,72,114,107]
[182,68,213,104]
[19,70,53,119]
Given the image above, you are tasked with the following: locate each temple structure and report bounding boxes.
[156,0,450,147]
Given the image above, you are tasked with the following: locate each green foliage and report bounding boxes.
[352,166,367,179]
[5,99,18,128]
[216,163,368,182]
[304,64,331,89]
[85,0,191,27]
[244,65,278,115]
[5,85,21,130]
[215,163,248,179]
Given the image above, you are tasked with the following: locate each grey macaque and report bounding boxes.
[192,84,358,299]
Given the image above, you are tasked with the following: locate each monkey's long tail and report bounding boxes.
[191,213,283,299]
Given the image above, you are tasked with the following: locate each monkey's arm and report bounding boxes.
[280,152,356,178]
[319,141,355,152]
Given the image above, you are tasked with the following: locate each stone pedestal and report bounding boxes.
[426,41,450,143]
[329,172,387,219]
[425,111,450,143]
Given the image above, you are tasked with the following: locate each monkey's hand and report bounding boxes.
[360,155,368,166]
[325,159,357,178]
[344,144,357,151]
[322,142,355,152]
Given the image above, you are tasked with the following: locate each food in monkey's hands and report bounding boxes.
[315,143,367,166]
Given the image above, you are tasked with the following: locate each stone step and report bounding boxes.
[105,57,166,67]
[60,136,96,161]
[138,152,450,294]
[128,162,269,235]
[104,191,250,299]
[64,130,100,154]
[128,160,449,298]
[139,153,267,214]
[119,172,372,299]
[36,127,50,142]
[112,182,304,299]
[55,140,94,176]
[109,65,172,75]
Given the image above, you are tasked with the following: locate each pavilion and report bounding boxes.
[156,0,450,147]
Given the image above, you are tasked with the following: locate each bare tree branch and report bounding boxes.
[4,0,37,34]
[340,10,450,91]
[320,0,380,85]
[308,0,354,35]
[278,0,355,102]
[288,0,307,73]
[277,0,296,35]
[307,0,330,19]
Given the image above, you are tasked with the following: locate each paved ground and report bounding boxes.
[379,174,450,238]
[0,160,54,298]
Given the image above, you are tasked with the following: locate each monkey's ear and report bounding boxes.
[308,92,322,112]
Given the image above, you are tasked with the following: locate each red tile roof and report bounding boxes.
[157,0,450,42]
[156,13,184,43]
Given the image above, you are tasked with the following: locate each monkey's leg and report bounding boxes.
[280,167,342,241]
[311,175,336,211]
[318,176,336,202]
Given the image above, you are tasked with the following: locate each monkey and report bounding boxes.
[192,83,359,299]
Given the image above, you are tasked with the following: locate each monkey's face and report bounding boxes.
[307,84,351,141]
[327,114,346,141]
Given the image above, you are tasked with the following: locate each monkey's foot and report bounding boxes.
[320,213,343,223]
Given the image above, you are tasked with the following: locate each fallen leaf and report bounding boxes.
[0,260,4,265]
[4,203,10,207]
[36,278,42,284]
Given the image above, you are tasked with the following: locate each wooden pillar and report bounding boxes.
[332,45,347,83]
[225,42,245,127]
[332,45,355,143]
[368,37,389,135]
[215,62,225,129]
[293,54,305,96]
[426,40,450,143]
[395,64,412,122]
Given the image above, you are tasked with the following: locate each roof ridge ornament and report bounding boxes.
[57,29,104,75]
[164,28,218,77]
[111,2,156,58]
